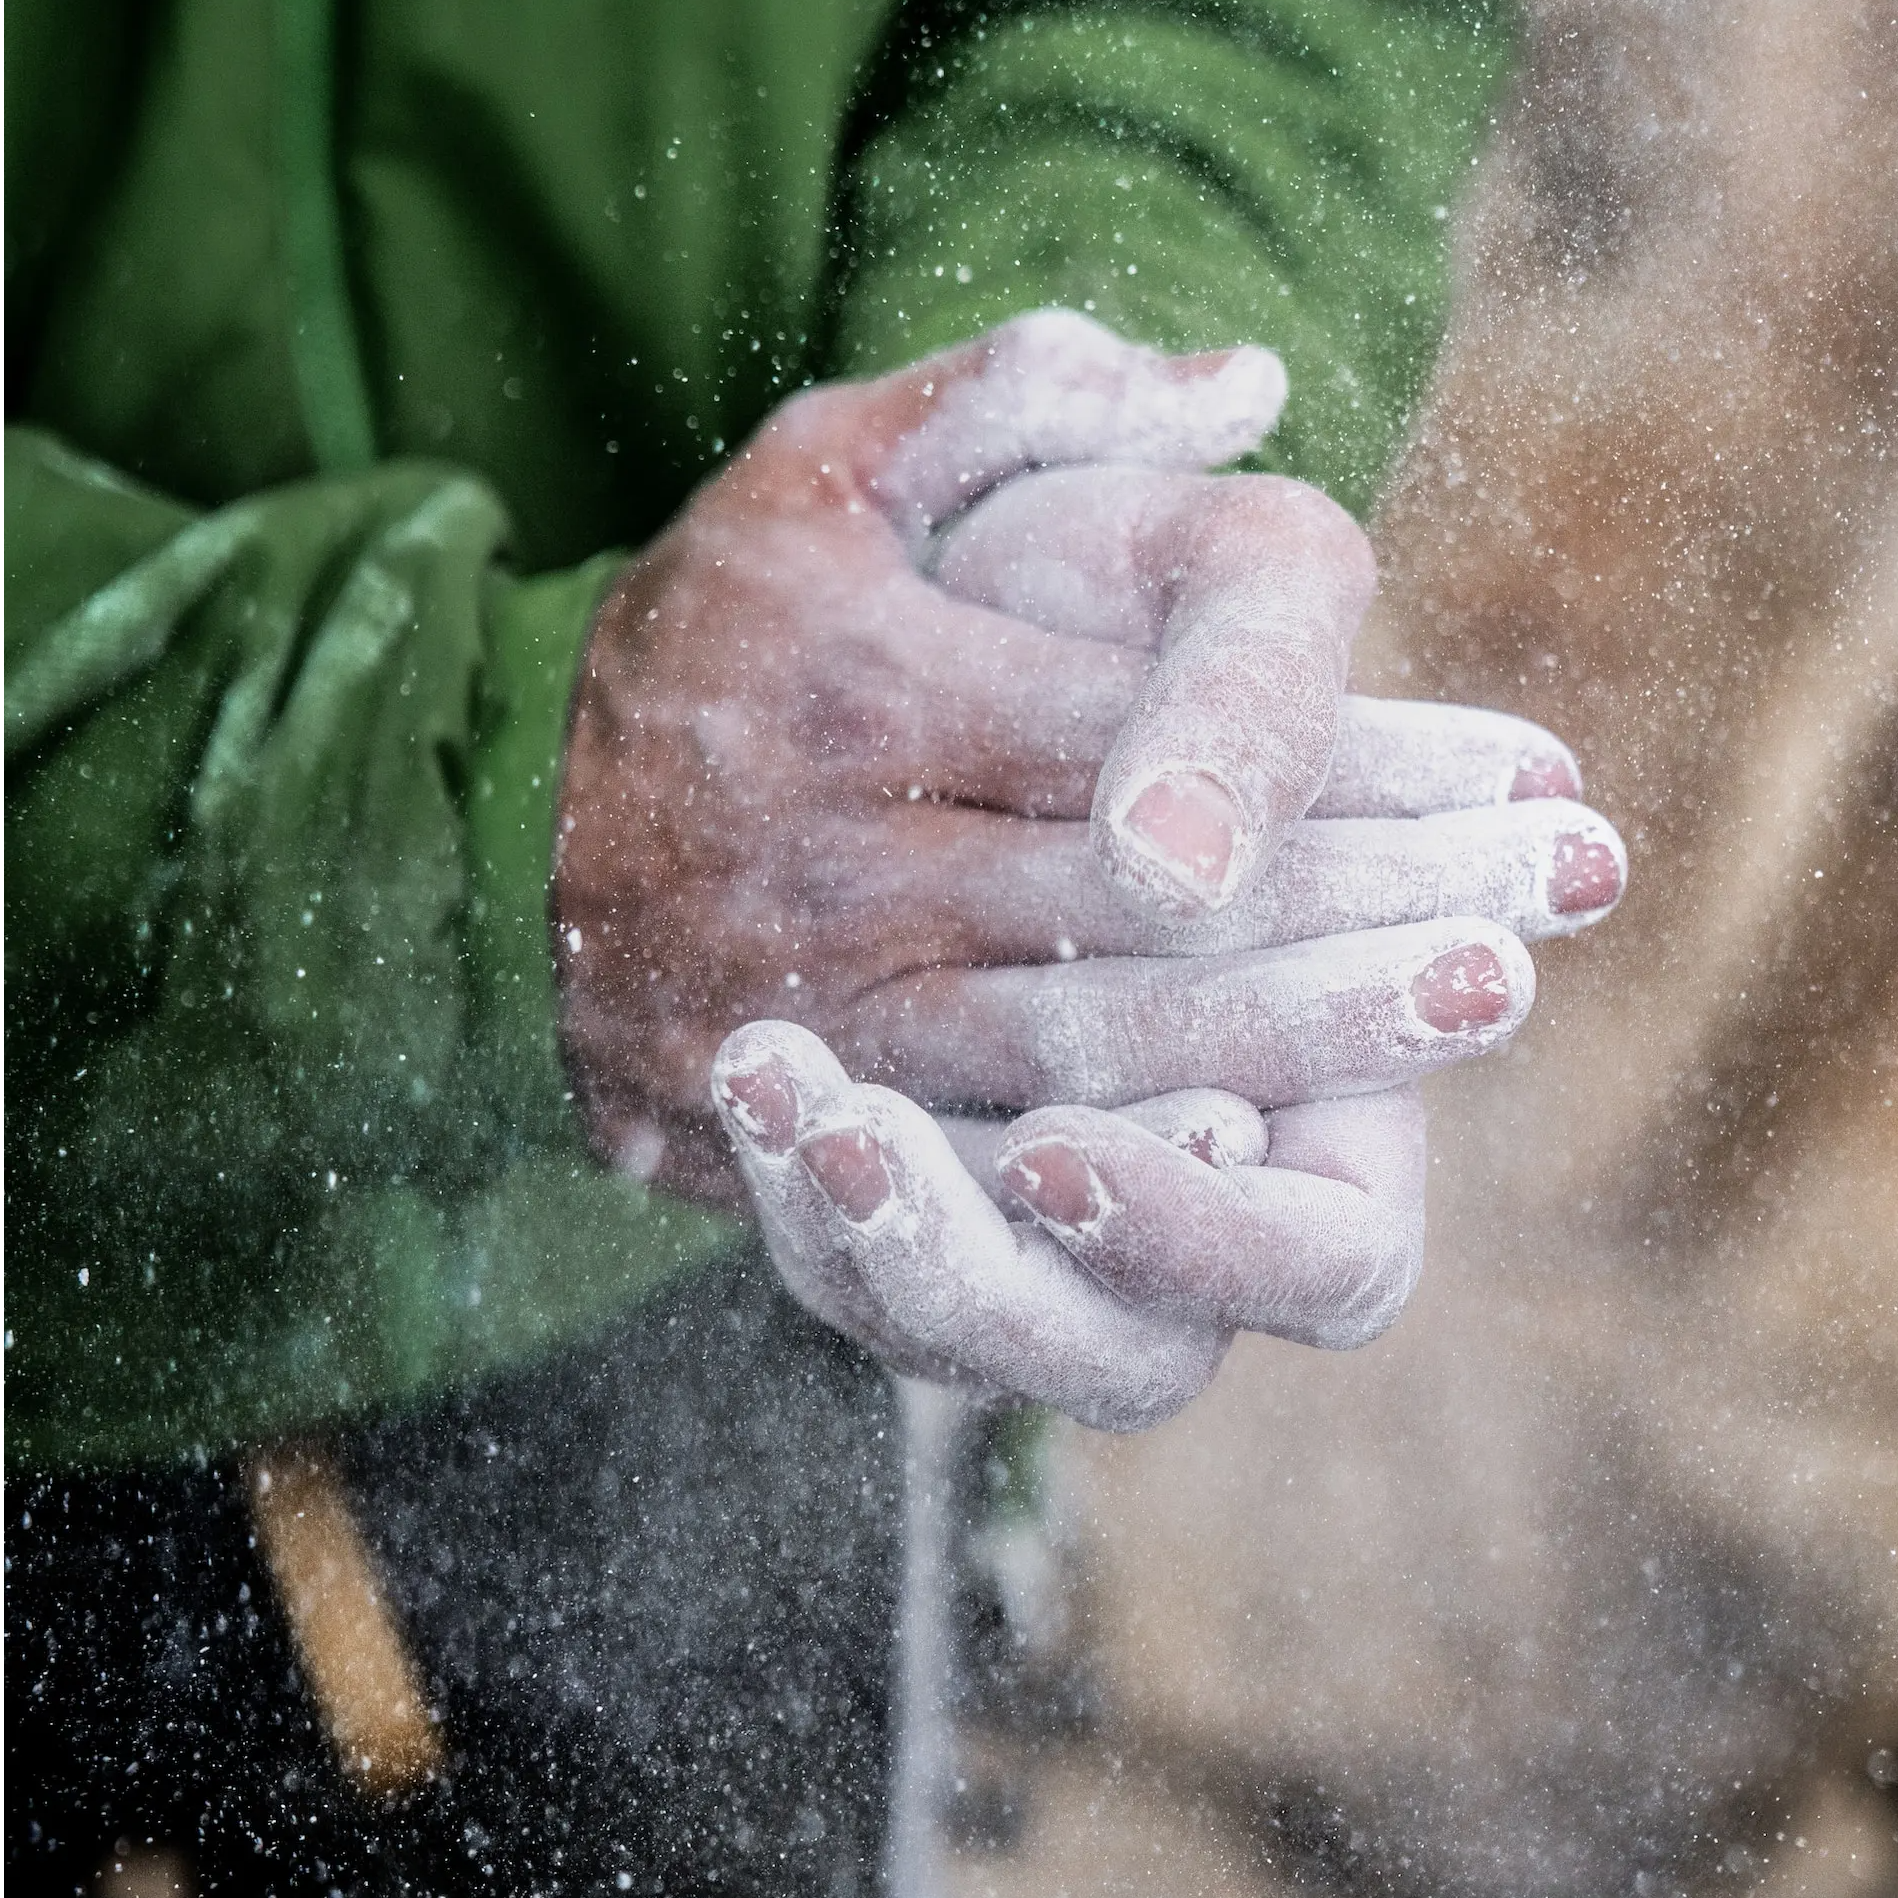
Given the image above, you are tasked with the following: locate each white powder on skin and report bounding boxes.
[902,789,1623,981]
[996,1087,1424,1350]
[874,310,1288,553]
[840,916,1535,1115]
[713,1019,1229,1431]
[939,1088,1265,1211]
[715,1020,1429,1425]
[927,453,1598,919]
[1312,695,1580,816]
[680,315,1616,1428]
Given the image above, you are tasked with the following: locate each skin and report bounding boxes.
[711,1025,1428,1430]
[555,312,1626,1421]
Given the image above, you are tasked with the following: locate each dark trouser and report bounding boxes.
[7,1250,903,1895]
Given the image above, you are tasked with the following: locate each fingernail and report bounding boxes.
[1179,1126,1229,1168]
[1000,1139,1101,1230]
[799,1126,893,1222]
[1411,943,1512,1033]
[1510,752,1583,801]
[1120,772,1244,901]
[1549,833,1623,914]
[718,1059,799,1154]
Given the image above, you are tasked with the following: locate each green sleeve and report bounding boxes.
[4,427,732,1471]
[825,0,1516,517]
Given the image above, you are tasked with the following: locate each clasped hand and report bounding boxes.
[555,313,1624,1428]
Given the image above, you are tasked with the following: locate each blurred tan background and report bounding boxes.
[941,3,1898,1891]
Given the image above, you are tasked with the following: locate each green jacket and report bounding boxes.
[4,0,1513,1471]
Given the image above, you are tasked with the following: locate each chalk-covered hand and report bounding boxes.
[715,1022,1429,1431]
[690,323,1628,1427]
[555,312,1621,1211]
[708,711,1624,1429]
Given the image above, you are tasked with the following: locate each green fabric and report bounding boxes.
[4,431,731,1467]
[830,0,1516,514]
[272,0,378,473]
[5,0,1514,1471]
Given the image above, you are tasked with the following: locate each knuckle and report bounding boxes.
[985,307,1125,389]
[776,381,834,429]
[1279,477,1372,559]
[995,305,1103,356]
[1211,476,1377,602]
[769,382,853,458]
